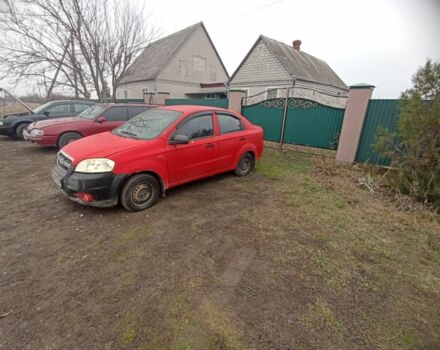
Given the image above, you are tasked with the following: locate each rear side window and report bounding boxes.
[177,114,213,140]
[217,113,243,134]
[102,106,128,121]
[46,104,70,114]
[74,104,91,113]
[128,106,150,119]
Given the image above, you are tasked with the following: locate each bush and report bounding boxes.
[375,59,440,209]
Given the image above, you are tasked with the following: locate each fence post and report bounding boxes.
[336,83,375,163]
[279,87,290,150]
[228,90,247,113]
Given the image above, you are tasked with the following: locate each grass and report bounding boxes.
[254,147,440,349]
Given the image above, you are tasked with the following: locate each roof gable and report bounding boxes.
[121,22,228,84]
[230,35,348,90]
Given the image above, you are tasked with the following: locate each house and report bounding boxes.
[116,22,229,101]
[229,36,348,106]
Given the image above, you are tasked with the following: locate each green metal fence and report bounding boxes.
[355,99,401,165]
[242,98,345,149]
[241,100,283,142]
[165,98,228,108]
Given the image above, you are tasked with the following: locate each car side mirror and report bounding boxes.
[43,111,50,116]
[96,116,106,123]
[169,134,189,145]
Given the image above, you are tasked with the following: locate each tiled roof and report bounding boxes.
[261,36,348,90]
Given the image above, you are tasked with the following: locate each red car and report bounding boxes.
[51,105,264,211]
[24,103,154,148]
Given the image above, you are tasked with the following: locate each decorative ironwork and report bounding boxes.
[287,99,318,109]
[259,98,319,109]
[261,98,285,109]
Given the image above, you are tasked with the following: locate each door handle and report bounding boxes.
[205,143,215,149]
[239,136,247,141]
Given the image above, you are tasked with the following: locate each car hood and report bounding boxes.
[1,112,32,119]
[61,131,149,163]
[32,116,83,129]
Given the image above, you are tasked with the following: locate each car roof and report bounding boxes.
[157,105,232,113]
[99,103,157,108]
[47,100,96,104]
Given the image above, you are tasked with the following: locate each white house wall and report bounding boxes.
[229,40,293,92]
[158,25,229,86]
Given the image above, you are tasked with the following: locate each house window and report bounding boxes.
[266,88,278,99]
[142,87,149,94]
[123,89,128,99]
[193,56,206,72]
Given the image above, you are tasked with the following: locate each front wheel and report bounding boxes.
[120,174,160,212]
[15,123,30,140]
[234,152,255,176]
[58,132,82,148]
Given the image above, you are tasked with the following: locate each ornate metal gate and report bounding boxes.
[241,87,347,150]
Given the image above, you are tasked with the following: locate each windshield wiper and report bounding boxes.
[116,130,139,139]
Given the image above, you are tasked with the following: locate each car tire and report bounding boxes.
[120,174,160,212]
[58,132,82,149]
[234,152,255,176]
[15,123,30,140]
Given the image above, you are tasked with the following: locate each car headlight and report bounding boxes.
[0,121,3,126]
[30,128,44,136]
[75,158,115,173]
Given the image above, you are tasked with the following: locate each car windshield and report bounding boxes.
[113,109,181,140]
[79,104,105,119]
[33,102,54,113]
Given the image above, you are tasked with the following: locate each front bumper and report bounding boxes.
[52,162,127,208]
[0,124,15,136]
[23,130,57,146]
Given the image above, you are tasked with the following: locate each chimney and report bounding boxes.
[292,39,301,50]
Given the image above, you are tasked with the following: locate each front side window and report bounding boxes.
[114,109,182,140]
[217,113,243,134]
[102,107,128,121]
[80,104,105,120]
[176,114,213,140]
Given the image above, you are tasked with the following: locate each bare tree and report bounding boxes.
[0,0,157,101]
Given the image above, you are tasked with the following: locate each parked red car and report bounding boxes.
[24,103,155,148]
[51,105,264,211]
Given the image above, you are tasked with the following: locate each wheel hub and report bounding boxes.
[132,183,152,204]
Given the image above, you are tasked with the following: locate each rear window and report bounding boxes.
[74,104,91,113]
[128,106,151,119]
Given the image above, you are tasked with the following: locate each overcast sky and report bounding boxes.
[2,0,439,98]
[149,0,440,98]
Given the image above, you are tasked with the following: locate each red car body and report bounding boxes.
[24,103,154,148]
[51,105,264,211]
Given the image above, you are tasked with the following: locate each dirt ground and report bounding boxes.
[1,137,439,350]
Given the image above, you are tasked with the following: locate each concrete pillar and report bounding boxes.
[336,83,375,163]
[228,90,246,113]
[152,92,170,105]
[143,92,154,104]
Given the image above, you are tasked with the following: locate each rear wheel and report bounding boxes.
[120,174,160,212]
[15,123,30,140]
[234,152,255,176]
[58,132,82,148]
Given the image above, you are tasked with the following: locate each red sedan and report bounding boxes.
[51,105,264,211]
[24,103,155,148]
